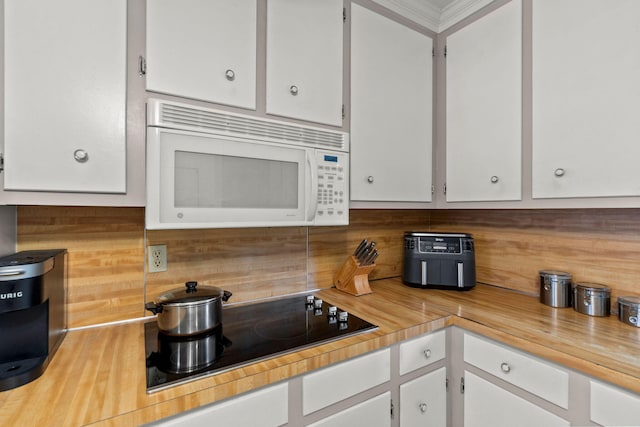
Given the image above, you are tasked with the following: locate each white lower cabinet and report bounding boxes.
[590,380,640,426]
[303,349,391,415]
[464,371,570,427]
[307,392,391,427]
[146,382,288,427]
[400,367,447,427]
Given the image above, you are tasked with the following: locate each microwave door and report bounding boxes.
[148,128,309,229]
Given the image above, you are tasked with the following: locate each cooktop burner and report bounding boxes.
[145,294,377,393]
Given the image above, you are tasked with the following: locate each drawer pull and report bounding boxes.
[419,403,427,413]
[501,362,511,373]
[423,349,431,359]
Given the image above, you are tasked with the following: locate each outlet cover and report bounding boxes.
[148,244,167,273]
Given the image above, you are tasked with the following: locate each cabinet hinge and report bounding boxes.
[446,377,449,392]
[0,154,4,173]
[431,184,435,194]
[460,376,465,394]
[443,183,447,195]
[342,104,345,120]
[432,47,435,57]
[390,398,395,419]
[343,7,346,23]
[138,55,147,76]
[444,45,448,58]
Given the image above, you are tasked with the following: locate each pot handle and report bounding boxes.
[222,290,233,302]
[145,301,163,315]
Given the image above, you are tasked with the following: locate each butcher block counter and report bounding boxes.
[2,278,640,426]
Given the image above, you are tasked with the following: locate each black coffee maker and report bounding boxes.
[0,249,67,391]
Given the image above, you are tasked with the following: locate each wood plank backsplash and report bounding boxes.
[16,206,640,328]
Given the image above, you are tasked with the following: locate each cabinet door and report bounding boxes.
[307,392,391,427]
[532,0,640,198]
[350,5,433,202]
[400,367,446,427]
[146,0,257,110]
[4,0,127,193]
[590,380,640,426]
[266,0,343,126]
[464,371,570,427]
[445,0,521,202]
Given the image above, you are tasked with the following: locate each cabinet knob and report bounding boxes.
[367,176,374,183]
[490,175,499,183]
[289,85,299,96]
[554,168,565,177]
[419,403,428,413]
[74,149,89,163]
[423,349,431,359]
[225,69,235,81]
[500,362,511,373]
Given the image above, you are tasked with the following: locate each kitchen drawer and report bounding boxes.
[307,392,391,427]
[399,329,446,375]
[590,380,640,426]
[464,333,569,408]
[302,349,390,415]
[147,382,288,427]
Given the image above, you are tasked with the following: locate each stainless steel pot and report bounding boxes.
[145,281,232,336]
[617,296,640,327]
[156,326,226,374]
[572,282,611,317]
[539,270,572,308]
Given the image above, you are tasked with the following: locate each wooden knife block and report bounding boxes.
[333,256,376,296]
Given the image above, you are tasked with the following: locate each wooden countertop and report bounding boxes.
[1,278,639,426]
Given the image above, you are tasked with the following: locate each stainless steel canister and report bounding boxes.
[572,283,611,317]
[617,296,640,327]
[539,270,572,307]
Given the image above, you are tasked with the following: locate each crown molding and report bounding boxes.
[370,0,496,32]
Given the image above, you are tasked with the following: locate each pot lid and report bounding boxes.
[156,281,224,306]
[573,282,611,293]
[618,295,640,306]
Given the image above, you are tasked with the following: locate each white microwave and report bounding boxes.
[145,99,349,229]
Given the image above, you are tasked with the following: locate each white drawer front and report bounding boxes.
[399,329,446,375]
[149,382,288,427]
[307,392,391,427]
[303,349,391,415]
[464,333,569,408]
[591,380,640,426]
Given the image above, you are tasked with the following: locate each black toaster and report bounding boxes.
[402,232,476,290]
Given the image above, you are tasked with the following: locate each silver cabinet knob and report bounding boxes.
[423,349,431,359]
[554,168,565,177]
[419,403,427,413]
[490,175,499,183]
[290,85,299,96]
[367,176,374,183]
[74,149,89,163]
[501,362,511,373]
[225,69,235,81]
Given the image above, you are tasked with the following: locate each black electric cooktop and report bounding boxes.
[145,294,377,393]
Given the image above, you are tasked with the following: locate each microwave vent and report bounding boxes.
[152,100,348,152]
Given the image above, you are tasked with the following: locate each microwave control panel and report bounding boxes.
[315,151,348,225]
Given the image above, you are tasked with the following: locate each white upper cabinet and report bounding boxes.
[3,0,127,194]
[350,4,433,203]
[146,0,257,110]
[266,0,343,126]
[532,0,640,199]
[445,0,522,202]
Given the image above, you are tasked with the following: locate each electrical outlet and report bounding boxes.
[148,244,167,273]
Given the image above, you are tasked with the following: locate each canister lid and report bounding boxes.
[539,270,572,279]
[617,296,640,307]
[573,282,611,293]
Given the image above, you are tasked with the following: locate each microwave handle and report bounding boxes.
[306,151,318,222]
